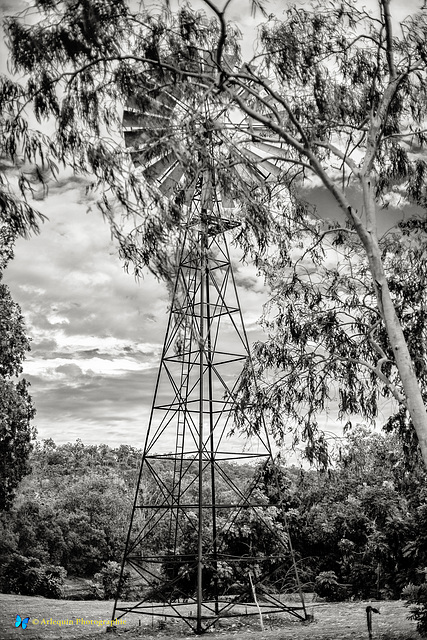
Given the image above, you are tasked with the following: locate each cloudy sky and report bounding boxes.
[0,0,271,449]
[3,173,269,448]
[0,0,422,454]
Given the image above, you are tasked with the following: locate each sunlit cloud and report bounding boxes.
[3,166,268,446]
[23,356,157,380]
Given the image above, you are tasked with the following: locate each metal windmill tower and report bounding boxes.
[112,60,307,634]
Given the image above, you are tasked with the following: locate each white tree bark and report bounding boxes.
[312,159,427,466]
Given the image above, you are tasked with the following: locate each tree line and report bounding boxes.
[1,430,427,605]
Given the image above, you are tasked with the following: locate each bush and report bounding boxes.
[314,571,348,601]
[0,555,43,595]
[0,554,66,598]
[346,562,377,599]
[41,564,67,599]
[402,582,427,636]
[90,561,132,600]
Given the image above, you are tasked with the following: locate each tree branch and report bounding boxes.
[381,0,397,80]
[228,67,310,146]
[202,0,233,68]
[222,83,308,156]
[312,140,360,175]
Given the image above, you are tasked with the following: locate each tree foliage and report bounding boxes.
[91,561,132,600]
[0,554,66,599]
[281,426,427,599]
[403,583,427,636]
[237,216,427,465]
[0,227,35,510]
[2,431,427,602]
[1,0,427,464]
[224,0,427,465]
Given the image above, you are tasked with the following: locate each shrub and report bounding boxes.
[314,571,348,601]
[0,554,66,598]
[402,583,427,636]
[0,555,43,596]
[346,562,377,599]
[41,564,67,599]
[91,561,132,600]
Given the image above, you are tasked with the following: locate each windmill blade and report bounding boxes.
[121,55,288,210]
[126,90,178,114]
[251,140,293,161]
[140,152,177,180]
[123,109,173,134]
[238,146,282,180]
[158,162,187,196]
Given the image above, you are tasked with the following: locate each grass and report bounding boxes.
[0,594,422,640]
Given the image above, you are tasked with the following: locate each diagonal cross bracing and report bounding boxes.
[113,196,307,634]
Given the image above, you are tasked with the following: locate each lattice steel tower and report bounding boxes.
[112,60,307,634]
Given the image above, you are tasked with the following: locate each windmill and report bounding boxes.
[111,51,307,634]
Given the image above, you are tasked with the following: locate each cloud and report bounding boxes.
[3,169,272,448]
[3,173,172,444]
[0,0,27,16]
[24,366,157,447]
[24,355,156,379]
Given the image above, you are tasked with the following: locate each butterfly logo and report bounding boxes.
[15,615,30,629]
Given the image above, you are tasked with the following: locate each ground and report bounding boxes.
[0,595,421,640]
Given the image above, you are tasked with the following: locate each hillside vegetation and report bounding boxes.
[1,427,427,608]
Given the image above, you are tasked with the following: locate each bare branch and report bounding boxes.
[381,0,397,80]
[312,140,360,175]
[202,0,232,68]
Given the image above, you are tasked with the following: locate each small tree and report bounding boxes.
[91,561,132,600]
[0,227,36,510]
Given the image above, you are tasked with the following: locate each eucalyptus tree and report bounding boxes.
[0,60,51,237]
[220,0,427,465]
[1,0,427,465]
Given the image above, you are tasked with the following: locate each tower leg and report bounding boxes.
[112,211,307,632]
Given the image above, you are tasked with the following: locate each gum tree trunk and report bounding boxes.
[313,161,427,467]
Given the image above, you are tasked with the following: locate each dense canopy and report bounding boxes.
[0,0,426,465]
